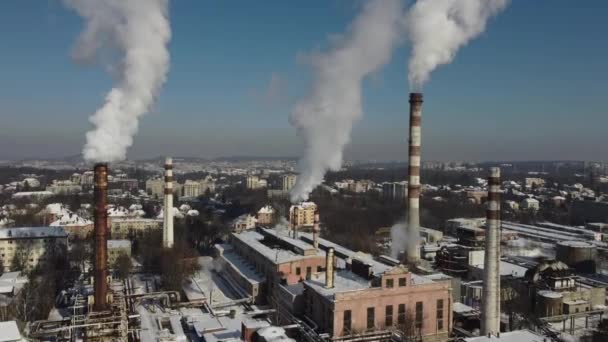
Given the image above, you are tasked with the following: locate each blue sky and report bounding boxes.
[0,0,606,161]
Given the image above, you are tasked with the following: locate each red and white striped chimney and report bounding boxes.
[163,157,174,248]
[481,167,501,335]
[406,93,423,264]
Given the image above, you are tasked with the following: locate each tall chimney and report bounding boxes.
[93,163,109,311]
[325,247,335,288]
[481,167,501,335]
[312,208,320,249]
[406,93,423,264]
[163,157,174,248]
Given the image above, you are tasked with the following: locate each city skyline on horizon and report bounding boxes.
[0,0,607,162]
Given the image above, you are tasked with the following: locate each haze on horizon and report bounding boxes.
[0,0,606,162]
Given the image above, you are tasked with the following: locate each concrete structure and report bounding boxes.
[107,240,131,267]
[407,93,423,263]
[481,167,500,336]
[257,205,275,226]
[110,218,162,239]
[464,329,546,342]
[555,241,597,273]
[163,157,174,248]
[0,227,68,272]
[246,175,266,189]
[93,163,109,311]
[281,174,297,191]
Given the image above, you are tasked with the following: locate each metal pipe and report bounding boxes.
[163,157,174,248]
[93,163,109,311]
[481,167,501,335]
[407,93,423,264]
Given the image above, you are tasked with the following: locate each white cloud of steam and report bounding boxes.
[64,0,171,162]
[503,238,555,259]
[390,221,408,259]
[407,0,508,89]
[289,0,405,202]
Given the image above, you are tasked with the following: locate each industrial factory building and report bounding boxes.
[215,225,452,342]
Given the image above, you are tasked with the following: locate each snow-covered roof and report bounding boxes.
[186,209,199,217]
[50,212,92,227]
[0,227,68,240]
[12,191,53,198]
[258,205,275,214]
[0,321,21,342]
[464,330,545,342]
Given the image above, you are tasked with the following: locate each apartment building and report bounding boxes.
[0,227,68,272]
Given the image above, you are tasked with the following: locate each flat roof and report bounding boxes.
[219,246,265,285]
[465,330,546,342]
[232,230,321,264]
[0,226,67,239]
[0,321,21,342]
[304,270,370,298]
[471,260,529,278]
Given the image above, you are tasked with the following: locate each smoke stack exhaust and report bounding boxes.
[406,92,423,264]
[481,167,501,335]
[313,208,320,249]
[325,248,335,288]
[93,163,109,311]
[163,157,174,248]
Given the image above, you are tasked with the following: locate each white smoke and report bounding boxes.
[390,221,408,258]
[64,0,171,162]
[289,0,405,202]
[502,238,555,259]
[406,0,508,89]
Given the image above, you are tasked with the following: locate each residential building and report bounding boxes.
[257,206,275,226]
[146,178,182,199]
[525,177,545,189]
[233,214,258,233]
[45,180,82,195]
[282,174,297,191]
[383,181,408,201]
[0,227,68,272]
[289,202,317,229]
[520,198,540,211]
[183,180,202,198]
[107,240,132,266]
[110,218,163,239]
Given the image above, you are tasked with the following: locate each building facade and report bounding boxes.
[282,174,297,191]
[0,227,68,272]
[110,218,163,239]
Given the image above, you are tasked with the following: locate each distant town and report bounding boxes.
[0,157,606,341]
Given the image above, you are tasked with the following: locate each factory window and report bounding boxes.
[306,266,312,280]
[367,307,375,330]
[437,299,444,331]
[296,267,301,276]
[398,304,406,325]
[399,277,407,287]
[343,310,352,333]
[385,305,393,327]
[386,279,394,288]
[415,302,423,330]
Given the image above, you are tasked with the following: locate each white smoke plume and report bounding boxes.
[390,221,408,259]
[407,0,508,89]
[64,0,171,162]
[289,0,405,202]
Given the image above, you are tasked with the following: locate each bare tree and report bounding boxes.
[114,253,133,281]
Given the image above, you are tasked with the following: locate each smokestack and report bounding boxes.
[93,163,109,311]
[163,157,174,248]
[481,167,501,335]
[313,208,320,249]
[325,248,335,288]
[406,92,423,264]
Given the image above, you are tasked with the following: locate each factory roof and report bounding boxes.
[471,260,529,278]
[557,240,593,248]
[0,321,22,342]
[453,302,478,315]
[0,226,67,240]
[304,270,371,298]
[464,329,546,342]
[231,230,322,264]
[217,245,265,285]
[258,205,275,214]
